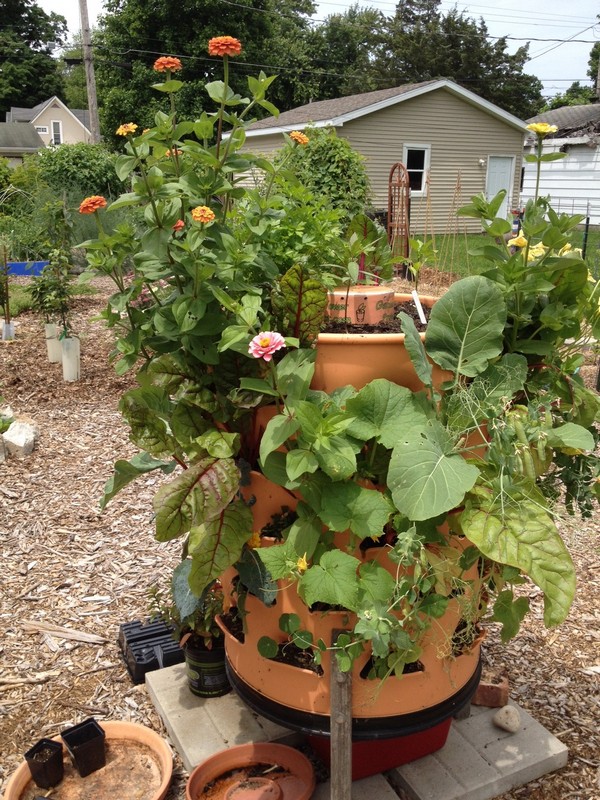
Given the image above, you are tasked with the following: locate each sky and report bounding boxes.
[40,0,599,99]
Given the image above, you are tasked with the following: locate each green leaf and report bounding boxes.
[187,500,253,595]
[153,457,240,541]
[399,312,433,389]
[239,377,279,397]
[485,218,512,237]
[358,561,396,603]
[301,476,393,539]
[298,550,361,610]
[152,79,184,93]
[278,264,328,345]
[171,400,209,445]
[114,155,138,181]
[491,590,530,643]
[426,276,506,377]
[286,449,319,481]
[259,413,300,464]
[171,559,200,619]
[345,379,428,449]
[172,296,207,333]
[100,452,175,509]
[119,387,175,457]
[387,421,480,520]
[236,545,277,605]
[460,483,576,627]
[257,636,279,658]
[546,422,595,452]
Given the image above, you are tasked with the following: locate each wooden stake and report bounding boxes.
[330,632,352,799]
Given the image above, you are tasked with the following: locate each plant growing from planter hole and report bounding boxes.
[92,48,599,680]
[150,563,224,649]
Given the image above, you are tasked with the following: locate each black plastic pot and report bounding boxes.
[24,738,64,788]
[185,641,231,698]
[60,718,106,777]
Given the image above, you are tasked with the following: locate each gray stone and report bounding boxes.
[3,420,38,457]
[493,704,521,732]
[0,436,6,463]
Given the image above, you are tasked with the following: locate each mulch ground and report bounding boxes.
[0,277,598,800]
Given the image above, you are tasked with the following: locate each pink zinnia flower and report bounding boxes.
[172,219,185,232]
[248,332,286,362]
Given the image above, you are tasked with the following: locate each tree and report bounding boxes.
[542,82,596,111]
[59,33,89,110]
[0,0,67,116]
[588,40,600,95]
[374,0,543,119]
[308,5,387,100]
[94,0,296,144]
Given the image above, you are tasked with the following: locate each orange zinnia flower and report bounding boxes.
[165,148,183,158]
[154,56,183,72]
[116,122,138,136]
[191,206,216,224]
[79,196,107,214]
[290,130,309,145]
[208,36,242,57]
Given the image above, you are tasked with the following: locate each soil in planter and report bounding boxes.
[196,762,301,800]
[451,620,482,656]
[359,657,424,680]
[220,609,245,643]
[260,507,297,540]
[273,641,324,676]
[19,739,164,800]
[322,300,431,335]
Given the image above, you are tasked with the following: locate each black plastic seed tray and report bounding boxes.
[118,619,184,684]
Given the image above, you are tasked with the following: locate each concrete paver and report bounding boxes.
[146,664,568,798]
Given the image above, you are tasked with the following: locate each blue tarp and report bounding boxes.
[7,261,49,276]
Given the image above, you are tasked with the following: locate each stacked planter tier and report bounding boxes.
[220,295,483,777]
[220,473,482,774]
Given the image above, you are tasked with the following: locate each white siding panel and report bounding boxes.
[522,142,600,224]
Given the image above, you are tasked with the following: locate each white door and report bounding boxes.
[486,156,515,220]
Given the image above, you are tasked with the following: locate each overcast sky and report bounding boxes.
[41,0,599,100]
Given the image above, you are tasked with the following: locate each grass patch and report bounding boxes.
[414,229,600,279]
[1,281,99,318]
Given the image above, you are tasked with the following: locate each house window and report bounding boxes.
[402,144,431,196]
[51,120,62,145]
[35,126,48,134]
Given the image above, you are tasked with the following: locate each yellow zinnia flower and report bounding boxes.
[116,122,138,136]
[526,122,558,137]
[191,206,216,224]
[247,532,262,549]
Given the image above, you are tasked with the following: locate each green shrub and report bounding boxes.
[276,127,371,222]
[36,143,123,197]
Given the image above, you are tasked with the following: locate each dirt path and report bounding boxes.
[0,279,598,799]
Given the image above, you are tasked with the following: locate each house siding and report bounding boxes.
[34,101,91,146]
[243,88,523,234]
[521,141,600,225]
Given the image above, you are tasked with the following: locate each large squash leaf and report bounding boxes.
[298,550,362,610]
[387,421,480,520]
[345,379,430,448]
[153,457,240,540]
[426,275,506,377]
[460,482,576,627]
[301,475,394,538]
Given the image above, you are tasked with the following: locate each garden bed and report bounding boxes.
[0,277,598,800]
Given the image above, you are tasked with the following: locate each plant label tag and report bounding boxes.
[411,290,427,325]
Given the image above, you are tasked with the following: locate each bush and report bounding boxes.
[277,126,371,222]
[36,143,123,197]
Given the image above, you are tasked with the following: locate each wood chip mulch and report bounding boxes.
[0,278,598,800]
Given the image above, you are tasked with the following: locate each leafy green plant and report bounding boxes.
[274,125,371,223]
[150,563,224,650]
[94,56,598,682]
[29,250,73,334]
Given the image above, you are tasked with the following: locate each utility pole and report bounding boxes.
[78,0,101,143]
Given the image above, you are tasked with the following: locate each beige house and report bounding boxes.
[244,79,527,234]
[6,96,91,147]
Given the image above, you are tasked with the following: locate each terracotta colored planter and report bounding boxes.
[185,742,315,800]
[313,293,448,393]
[3,721,173,800]
[327,285,395,326]
[220,472,482,750]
